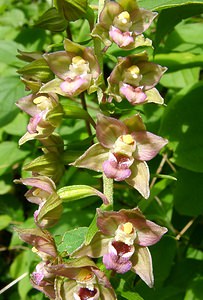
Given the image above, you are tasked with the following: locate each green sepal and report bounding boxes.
[34,7,68,32]
[17,59,54,83]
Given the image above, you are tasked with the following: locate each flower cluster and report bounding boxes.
[14,0,169,299]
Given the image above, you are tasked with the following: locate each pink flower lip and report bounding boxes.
[109,26,134,47]
[120,83,147,104]
[103,153,132,181]
[103,241,134,274]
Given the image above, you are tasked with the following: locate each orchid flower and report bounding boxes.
[15,176,63,228]
[92,0,157,49]
[40,39,101,97]
[16,93,63,145]
[72,114,168,198]
[72,208,167,288]
[107,52,167,105]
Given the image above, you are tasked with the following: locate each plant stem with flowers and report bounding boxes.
[14,1,169,299]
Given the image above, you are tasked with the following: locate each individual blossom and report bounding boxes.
[15,175,63,228]
[71,114,168,198]
[16,226,58,299]
[72,208,168,288]
[40,38,101,97]
[107,52,167,105]
[47,257,117,300]
[92,0,157,49]
[16,92,63,145]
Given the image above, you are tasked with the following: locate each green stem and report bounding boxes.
[103,173,113,207]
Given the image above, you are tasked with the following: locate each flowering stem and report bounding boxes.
[93,0,106,85]
[103,173,113,206]
[80,93,93,138]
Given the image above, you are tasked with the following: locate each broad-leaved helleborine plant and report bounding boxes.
[13,0,171,299]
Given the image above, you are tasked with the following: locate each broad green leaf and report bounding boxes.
[0,214,12,230]
[0,179,12,195]
[160,82,203,172]
[154,52,203,72]
[0,141,29,176]
[160,68,200,89]
[187,247,203,260]
[0,76,27,126]
[57,185,108,204]
[0,40,24,67]
[150,236,177,287]
[3,112,28,136]
[121,291,144,300]
[155,5,203,47]
[57,227,88,254]
[18,274,32,300]
[174,169,203,216]
[10,249,36,279]
[165,22,203,54]
[137,0,203,10]
[0,8,26,28]
[85,212,98,245]
[184,276,203,300]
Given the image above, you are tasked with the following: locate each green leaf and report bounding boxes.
[150,236,177,287]
[155,4,203,47]
[57,227,88,255]
[0,141,29,176]
[120,291,144,300]
[154,52,203,72]
[18,274,32,300]
[174,168,203,216]
[165,22,203,54]
[0,214,12,230]
[10,249,36,279]
[57,185,108,204]
[0,76,26,126]
[137,0,203,10]
[184,276,203,300]
[84,212,98,245]
[0,179,12,195]
[160,82,203,172]
[3,112,28,136]
[160,68,200,89]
